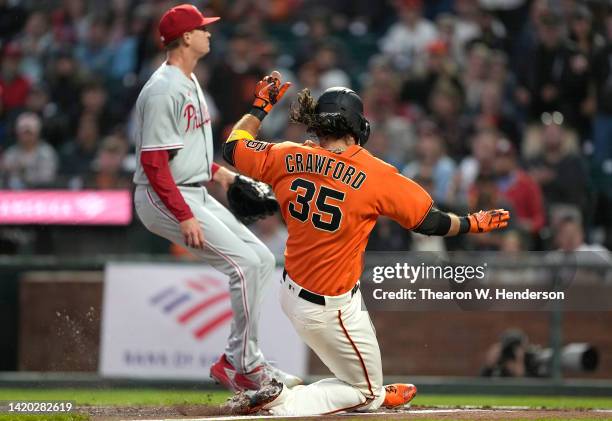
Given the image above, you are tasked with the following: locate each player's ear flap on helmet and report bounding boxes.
[360,119,371,146]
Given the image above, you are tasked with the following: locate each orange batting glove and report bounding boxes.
[252,70,292,114]
[467,209,510,233]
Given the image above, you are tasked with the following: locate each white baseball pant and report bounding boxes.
[264,272,385,415]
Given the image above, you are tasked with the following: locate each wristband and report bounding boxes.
[459,216,471,234]
[249,107,268,121]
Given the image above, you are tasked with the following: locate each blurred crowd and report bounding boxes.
[1,0,612,253]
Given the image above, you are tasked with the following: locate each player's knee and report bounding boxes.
[259,248,275,271]
[246,242,275,272]
[234,250,262,276]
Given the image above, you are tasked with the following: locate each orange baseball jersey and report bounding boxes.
[228,138,433,296]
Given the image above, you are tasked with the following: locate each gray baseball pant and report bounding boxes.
[134,184,275,372]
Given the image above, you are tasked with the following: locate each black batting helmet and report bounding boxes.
[315,87,371,146]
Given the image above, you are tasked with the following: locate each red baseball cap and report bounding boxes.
[158,4,220,45]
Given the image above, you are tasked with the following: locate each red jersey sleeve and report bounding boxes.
[141,150,194,222]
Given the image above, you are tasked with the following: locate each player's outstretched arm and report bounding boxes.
[414,207,510,237]
[382,171,509,237]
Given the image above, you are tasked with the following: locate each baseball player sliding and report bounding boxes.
[221,72,510,415]
[132,5,301,391]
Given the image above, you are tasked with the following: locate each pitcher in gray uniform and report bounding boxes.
[132,4,301,391]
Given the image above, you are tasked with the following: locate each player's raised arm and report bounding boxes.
[222,71,291,181]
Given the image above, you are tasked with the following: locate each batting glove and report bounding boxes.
[467,209,510,233]
[252,71,291,114]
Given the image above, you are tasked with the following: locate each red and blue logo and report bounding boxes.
[149,276,232,340]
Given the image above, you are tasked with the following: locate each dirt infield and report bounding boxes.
[82,405,612,420]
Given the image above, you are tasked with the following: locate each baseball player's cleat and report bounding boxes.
[222,391,250,415]
[224,379,284,415]
[262,362,304,388]
[233,364,266,390]
[382,384,417,408]
[234,362,303,390]
[210,354,241,391]
[210,354,302,391]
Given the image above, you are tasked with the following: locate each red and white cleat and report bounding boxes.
[210,354,240,391]
[210,354,303,392]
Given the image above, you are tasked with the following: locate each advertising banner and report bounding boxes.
[0,190,132,225]
[100,263,307,379]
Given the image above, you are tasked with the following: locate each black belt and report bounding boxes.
[179,183,201,188]
[282,269,359,306]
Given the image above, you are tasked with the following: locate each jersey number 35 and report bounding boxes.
[288,178,345,233]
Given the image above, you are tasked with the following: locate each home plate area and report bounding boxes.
[83,405,612,420]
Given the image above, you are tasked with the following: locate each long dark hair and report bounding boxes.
[289,88,355,140]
